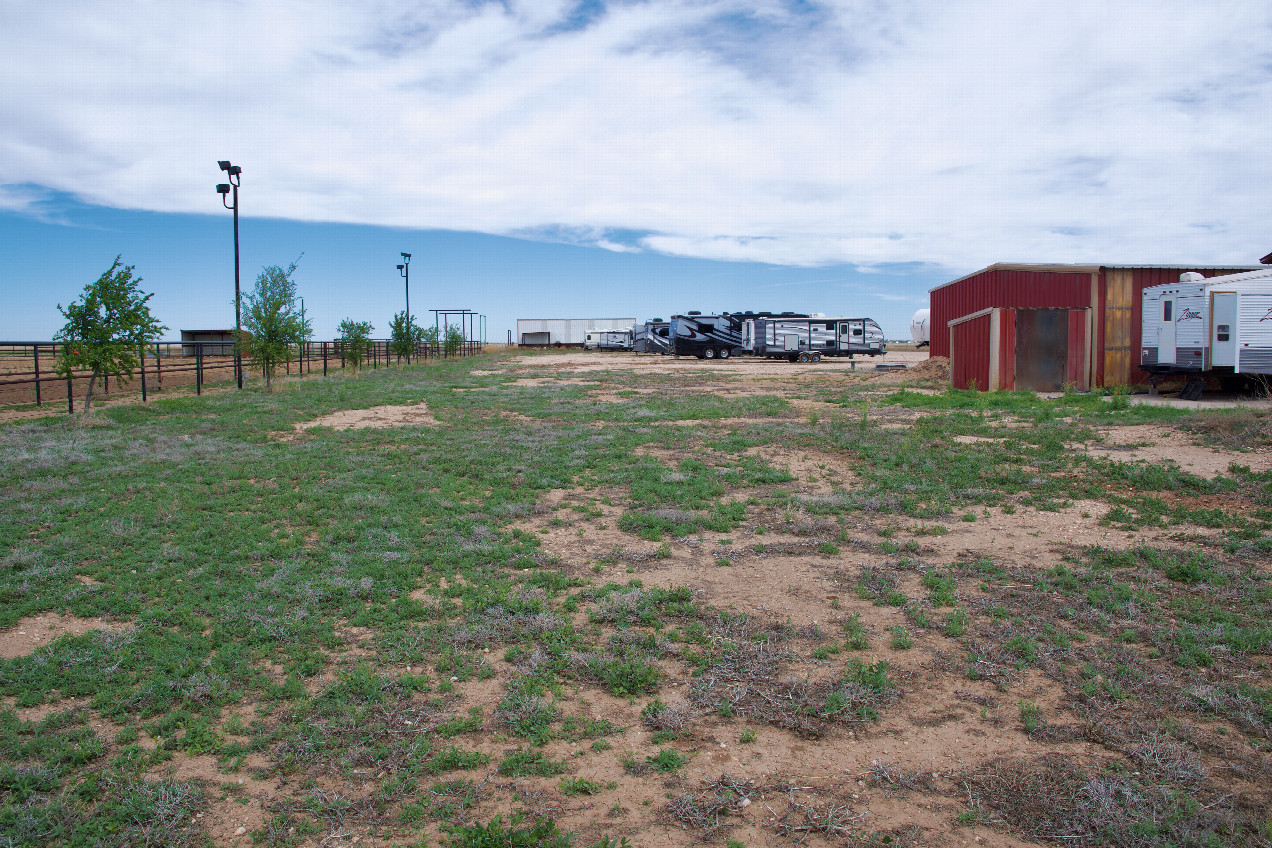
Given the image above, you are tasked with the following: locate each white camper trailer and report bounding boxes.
[584,328,634,351]
[1141,268,1272,395]
[910,309,930,348]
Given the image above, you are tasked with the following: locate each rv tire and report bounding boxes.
[797,352,810,363]
[718,347,730,359]
[812,353,822,363]
[703,348,716,360]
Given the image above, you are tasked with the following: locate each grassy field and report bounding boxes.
[1,351,1270,848]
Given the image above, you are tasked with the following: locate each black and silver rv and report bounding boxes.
[742,316,887,361]
[670,311,807,359]
[635,319,672,354]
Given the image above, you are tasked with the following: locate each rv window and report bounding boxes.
[852,328,863,336]
[1163,301,1173,322]
[825,323,834,331]
[840,324,849,334]
[1217,324,1230,342]
[657,328,669,337]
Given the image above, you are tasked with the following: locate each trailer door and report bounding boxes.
[1210,293,1237,367]
[838,321,863,351]
[1159,298,1176,365]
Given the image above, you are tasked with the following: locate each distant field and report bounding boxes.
[1,350,1270,848]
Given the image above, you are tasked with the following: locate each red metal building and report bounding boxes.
[930,264,1259,390]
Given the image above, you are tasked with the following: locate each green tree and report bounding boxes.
[337,319,374,370]
[238,260,310,389]
[443,322,467,357]
[53,256,167,414]
[388,310,423,364]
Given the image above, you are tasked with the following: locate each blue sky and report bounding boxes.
[3,0,1270,341]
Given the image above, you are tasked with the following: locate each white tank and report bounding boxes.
[910,308,930,347]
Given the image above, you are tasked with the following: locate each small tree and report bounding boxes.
[443,322,467,357]
[421,324,440,353]
[54,256,167,413]
[238,260,310,389]
[337,319,374,371]
[388,311,424,364]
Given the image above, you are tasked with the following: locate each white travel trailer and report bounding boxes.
[741,315,886,361]
[1141,269,1272,394]
[584,328,634,351]
[910,308,930,348]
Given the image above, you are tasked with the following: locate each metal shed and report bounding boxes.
[180,329,238,357]
[516,318,636,348]
[931,264,1260,390]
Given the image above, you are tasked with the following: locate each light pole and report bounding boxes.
[216,160,243,389]
[397,252,412,362]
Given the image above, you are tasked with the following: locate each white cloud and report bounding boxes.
[2,0,1270,270]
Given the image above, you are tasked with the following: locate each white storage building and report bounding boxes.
[516,318,636,347]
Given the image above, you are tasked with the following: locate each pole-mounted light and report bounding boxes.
[399,253,412,362]
[216,160,243,388]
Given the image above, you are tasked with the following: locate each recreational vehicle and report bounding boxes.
[910,309,930,348]
[1141,268,1272,396]
[635,320,672,354]
[584,328,634,351]
[669,312,808,359]
[742,316,887,361]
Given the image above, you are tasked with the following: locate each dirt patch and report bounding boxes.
[293,401,437,432]
[1086,423,1272,476]
[0,612,127,659]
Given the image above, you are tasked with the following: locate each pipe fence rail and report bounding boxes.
[0,338,487,413]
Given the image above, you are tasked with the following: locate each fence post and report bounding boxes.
[155,342,163,388]
[33,344,41,407]
[67,373,73,414]
[323,341,328,377]
[196,343,203,395]
[140,346,147,402]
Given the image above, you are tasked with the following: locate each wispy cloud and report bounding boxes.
[2,0,1269,271]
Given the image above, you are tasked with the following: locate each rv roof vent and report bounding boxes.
[810,312,825,318]
[687,310,702,315]
[1180,271,1205,283]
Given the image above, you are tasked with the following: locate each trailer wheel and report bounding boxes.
[812,353,822,363]
[718,347,730,359]
[703,348,716,360]
[797,352,810,363]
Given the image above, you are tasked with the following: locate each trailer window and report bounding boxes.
[1163,301,1173,321]
[852,328,863,336]
[1217,324,1230,342]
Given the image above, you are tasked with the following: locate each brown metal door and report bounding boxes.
[1103,269,1134,386]
[1014,309,1068,391]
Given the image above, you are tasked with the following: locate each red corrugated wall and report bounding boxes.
[931,269,1091,358]
[1068,310,1087,388]
[950,314,991,390]
[999,309,1016,390]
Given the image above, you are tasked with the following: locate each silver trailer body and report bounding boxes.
[584,328,634,351]
[742,317,887,360]
[517,318,636,347]
[1141,269,1272,375]
[635,320,671,354]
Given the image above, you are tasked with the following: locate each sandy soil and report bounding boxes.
[6,349,1270,848]
[293,401,438,432]
[0,612,126,660]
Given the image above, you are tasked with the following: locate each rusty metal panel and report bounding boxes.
[1102,269,1135,386]
[1014,309,1069,391]
[950,314,991,390]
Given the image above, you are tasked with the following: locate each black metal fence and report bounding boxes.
[0,338,486,413]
